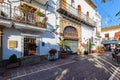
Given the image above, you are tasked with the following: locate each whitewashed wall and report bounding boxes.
[81,24,93,43]
[3,28,22,59]
[101,29,120,40]
[66,0,96,20]
[39,31,59,59]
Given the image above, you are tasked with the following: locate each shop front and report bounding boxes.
[63,26,79,54]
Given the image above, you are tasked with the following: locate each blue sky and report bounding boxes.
[92,0,120,28]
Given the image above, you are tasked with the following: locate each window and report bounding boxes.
[114,32,120,40]
[63,26,78,40]
[71,0,75,7]
[104,33,109,40]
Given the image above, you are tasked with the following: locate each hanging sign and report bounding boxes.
[9,40,17,48]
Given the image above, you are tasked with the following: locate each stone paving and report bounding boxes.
[0,55,77,80]
[0,52,120,80]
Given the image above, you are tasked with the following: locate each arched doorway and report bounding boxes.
[63,26,78,53]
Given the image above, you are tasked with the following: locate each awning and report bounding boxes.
[102,40,117,44]
[34,0,48,5]
[14,22,47,33]
[0,19,12,28]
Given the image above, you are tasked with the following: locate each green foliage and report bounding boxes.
[36,11,45,17]
[91,43,95,48]
[60,40,68,46]
[9,54,18,63]
[1,11,7,17]
[19,4,32,13]
[96,46,103,50]
[84,43,89,49]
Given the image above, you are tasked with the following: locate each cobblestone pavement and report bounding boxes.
[1,52,120,80]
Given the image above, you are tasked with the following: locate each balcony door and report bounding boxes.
[0,28,3,61]
[22,3,37,23]
[24,37,37,56]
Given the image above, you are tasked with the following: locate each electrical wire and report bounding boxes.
[94,0,120,26]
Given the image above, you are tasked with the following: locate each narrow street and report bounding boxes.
[4,52,120,80]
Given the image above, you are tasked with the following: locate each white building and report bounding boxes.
[56,0,101,53]
[0,0,59,61]
[101,25,120,51]
[0,0,102,61]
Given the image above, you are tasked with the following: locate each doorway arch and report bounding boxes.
[63,26,78,40]
[63,26,78,53]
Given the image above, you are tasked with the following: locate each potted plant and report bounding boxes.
[59,40,68,58]
[0,10,7,17]
[60,50,67,58]
[49,48,57,61]
[36,21,44,27]
[36,10,45,17]
[84,43,89,55]
[19,4,32,13]
[6,54,20,69]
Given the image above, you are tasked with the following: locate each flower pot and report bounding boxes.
[84,51,88,55]
[37,22,44,27]
[60,51,67,58]
[6,61,20,69]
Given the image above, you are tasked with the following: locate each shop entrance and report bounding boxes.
[65,40,78,53]
[63,26,78,54]
[24,38,37,56]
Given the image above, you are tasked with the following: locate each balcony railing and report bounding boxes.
[56,0,96,27]
[0,2,47,28]
[0,2,11,19]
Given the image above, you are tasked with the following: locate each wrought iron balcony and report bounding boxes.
[0,2,47,28]
[56,0,96,27]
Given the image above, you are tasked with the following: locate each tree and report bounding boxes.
[59,40,68,51]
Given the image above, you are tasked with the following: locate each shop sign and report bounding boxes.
[9,40,17,48]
